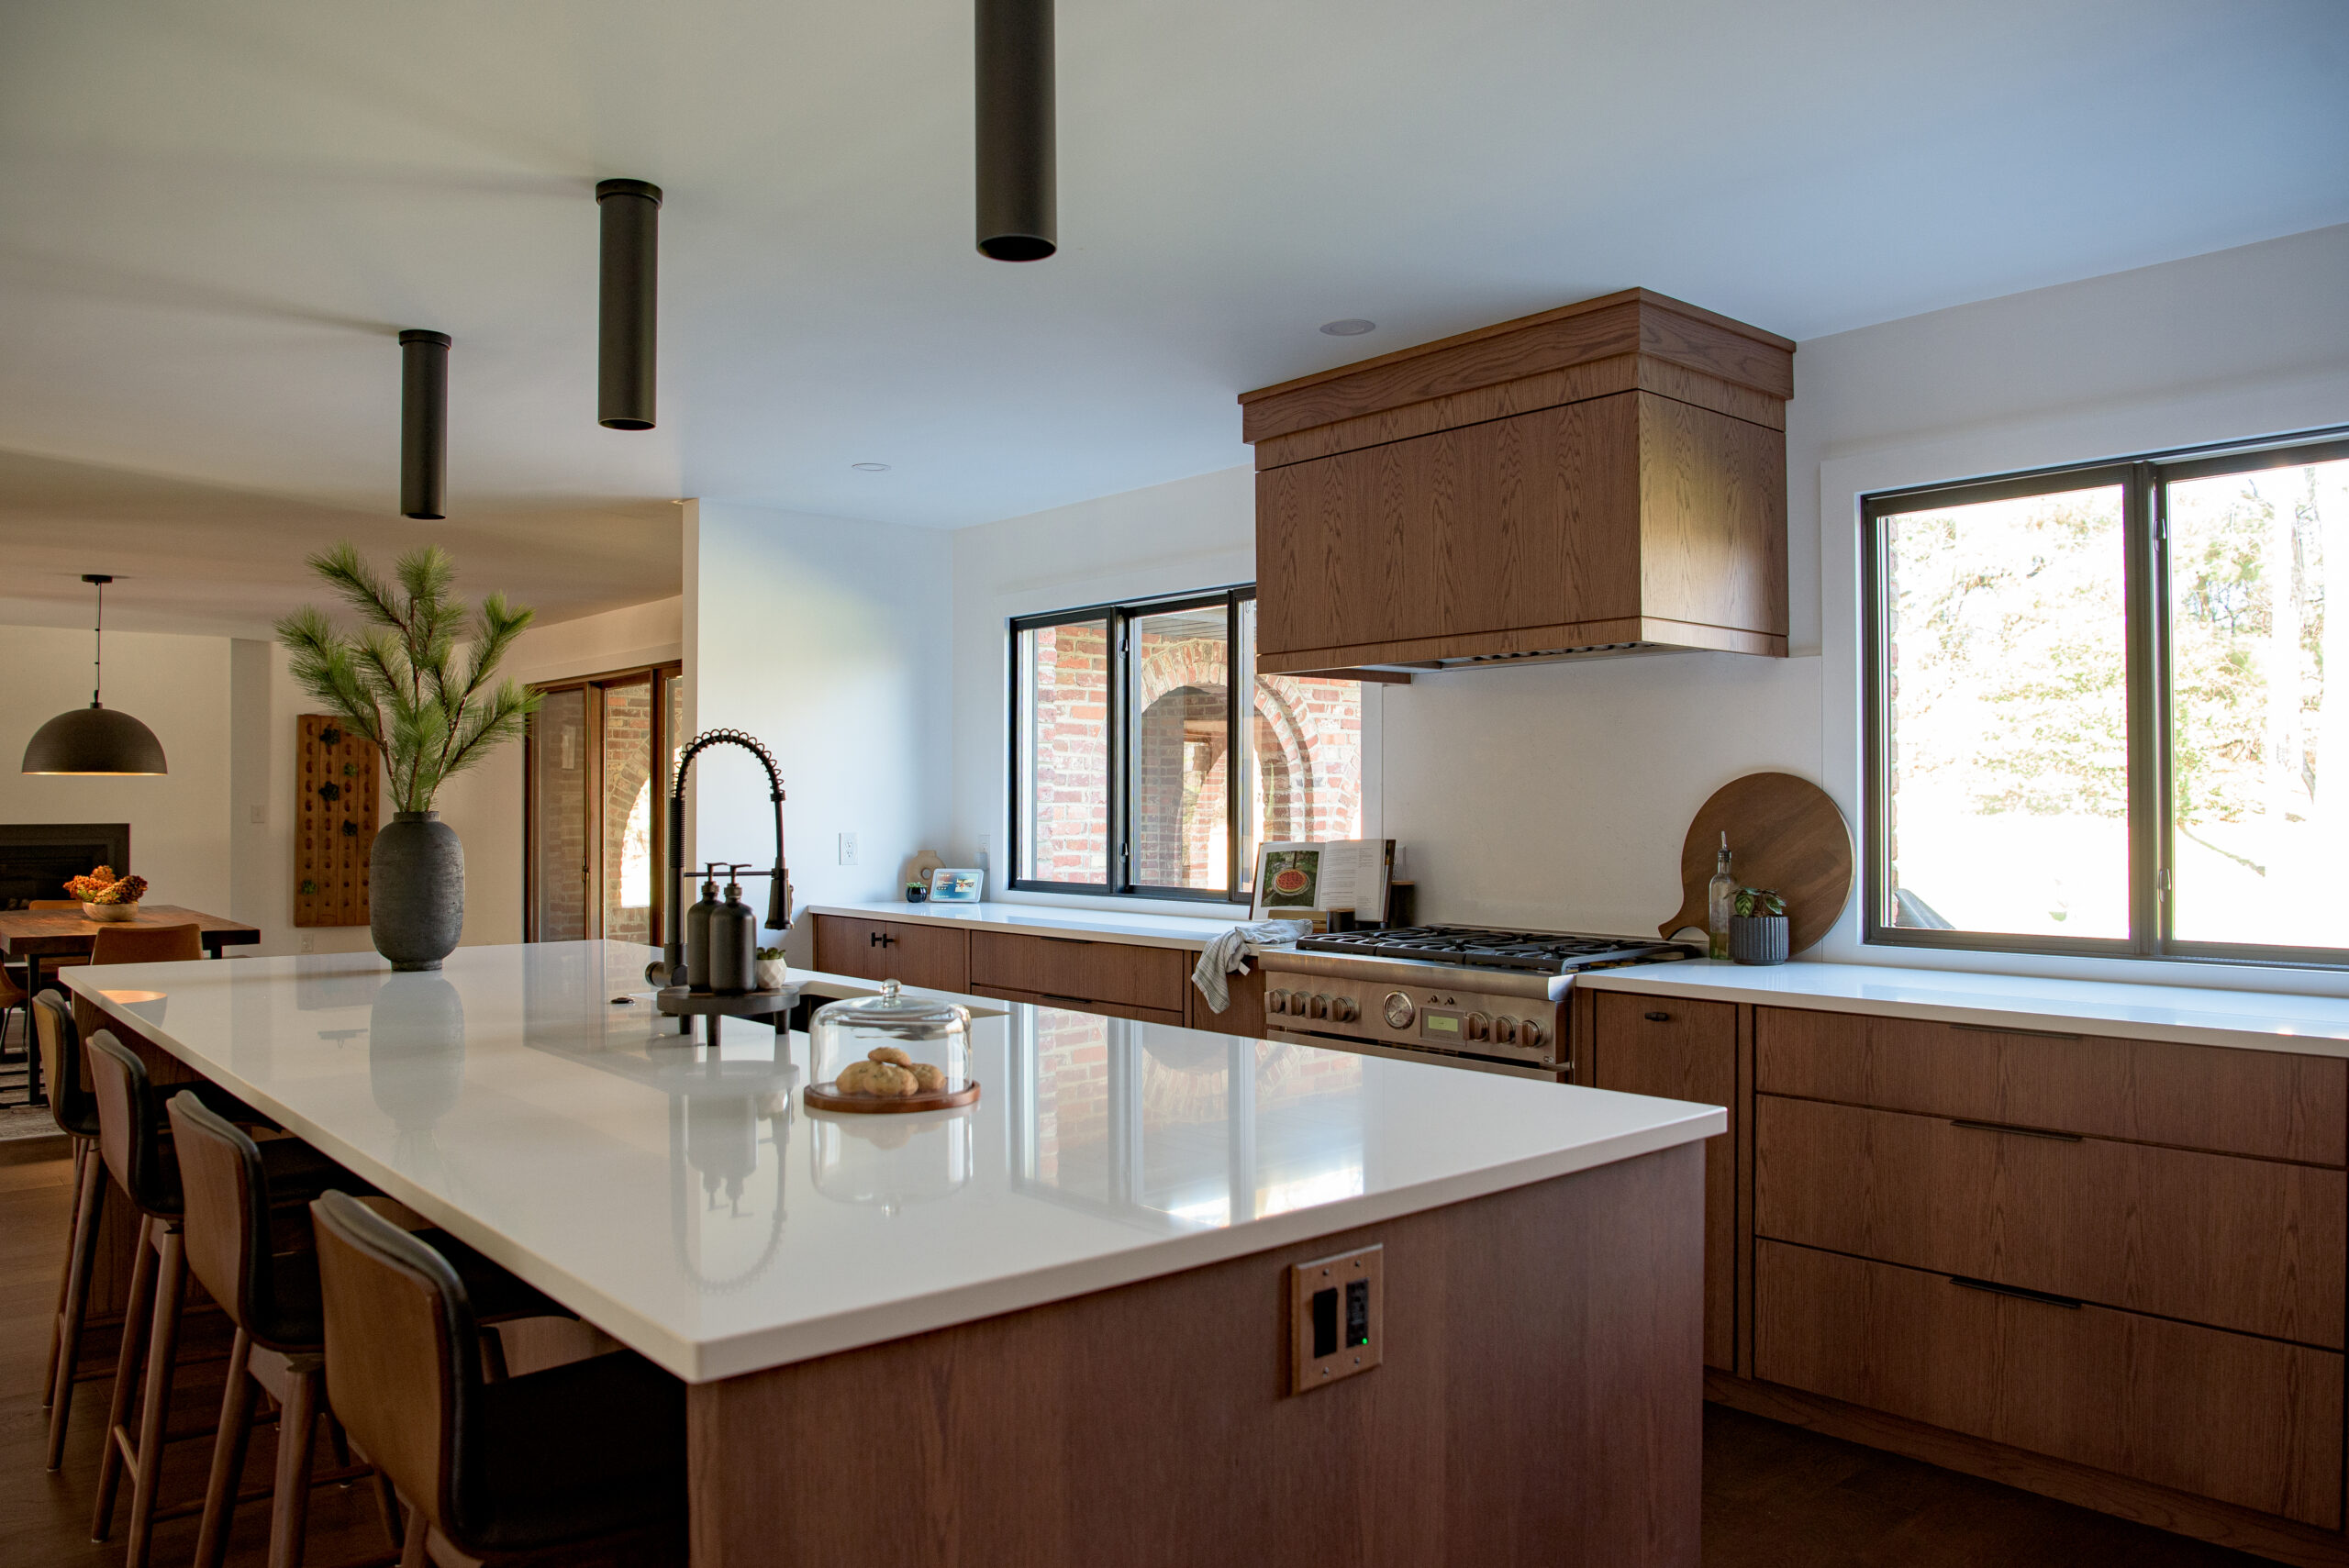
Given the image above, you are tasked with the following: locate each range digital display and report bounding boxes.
[1422,1012,1461,1038]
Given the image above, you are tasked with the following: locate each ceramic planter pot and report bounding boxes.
[1729,914,1789,965]
[80,902,139,922]
[372,811,464,971]
[755,956,790,991]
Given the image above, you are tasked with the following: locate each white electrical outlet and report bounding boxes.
[839,831,859,865]
[299,934,316,953]
[249,804,266,826]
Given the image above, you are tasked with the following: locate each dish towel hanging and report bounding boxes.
[1191,920,1313,1014]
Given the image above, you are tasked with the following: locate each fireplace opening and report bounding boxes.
[0,824,131,910]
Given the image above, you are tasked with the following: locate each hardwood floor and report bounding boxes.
[0,1137,388,1568]
[0,1135,2286,1567]
[1703,1403,2276,1567]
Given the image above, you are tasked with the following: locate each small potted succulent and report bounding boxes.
[904,879,927,904]
[67,866,149,922]
[1729,887,1790,966]
[755,945,789,991]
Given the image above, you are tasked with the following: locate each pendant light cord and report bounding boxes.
[92,578,105,706]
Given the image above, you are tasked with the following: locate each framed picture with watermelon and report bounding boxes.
[1251,839,1394,924]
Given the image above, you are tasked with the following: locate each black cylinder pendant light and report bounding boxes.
[596,179,662,429]
[21,575,168,776]
[398,328,451,519]
[974,0,1056,261]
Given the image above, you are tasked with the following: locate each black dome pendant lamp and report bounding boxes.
[21,574,168,776]
[974,0,1056,261]
[399,328,451,519]
[596,179,662,429]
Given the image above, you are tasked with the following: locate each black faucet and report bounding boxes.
[651,728,793,990]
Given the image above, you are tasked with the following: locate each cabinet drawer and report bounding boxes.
[969,932,1187,1013]
[810,917,969,994]
[1754,1240,2344,1527]
[1590,992,1738,1372]
[971,984,1186,1029]
[1755,1006,2347,1165]
[1756,1095,2345,1347]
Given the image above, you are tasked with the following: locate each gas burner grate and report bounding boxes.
[1296,925,1691,973]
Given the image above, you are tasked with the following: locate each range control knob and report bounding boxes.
[1493,1016,1518,1045]
[1464,1012,1491,1042]
[1307,994,1330,1020]
[1382,992,1415,1029]
[1331,995,1360,1023]
[1520,1019,1548,1051]
[1266,989,1289,1016]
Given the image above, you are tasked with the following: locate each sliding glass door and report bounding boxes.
[526,663,685,944]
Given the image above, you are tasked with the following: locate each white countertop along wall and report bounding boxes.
[68,942,1720,1384]
[1581,959,2349,1058]
[806,900,1263,952]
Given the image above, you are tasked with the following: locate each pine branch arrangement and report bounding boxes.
[276,543,541,813]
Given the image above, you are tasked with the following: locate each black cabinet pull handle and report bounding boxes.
[1953,1022,2082,1041]
[1950,1274,2082,1310]
[1949,1118,2082,1143]
[869,931,897,948]
[1643,1011,1671,1022]
[1040,992,1090,1005]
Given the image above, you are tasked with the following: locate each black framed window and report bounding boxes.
[1863,428,2349,966]
[1010,586,1368,902]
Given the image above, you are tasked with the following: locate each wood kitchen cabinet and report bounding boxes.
[1241,289,1793,675]
[810,915,968,994]
[1586,991,1739,1372]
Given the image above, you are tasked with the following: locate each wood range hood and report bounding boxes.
[1239,289,1795,676]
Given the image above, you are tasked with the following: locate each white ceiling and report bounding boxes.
[2,0,2343,634]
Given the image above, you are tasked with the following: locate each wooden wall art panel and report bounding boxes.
[295,714,380,928]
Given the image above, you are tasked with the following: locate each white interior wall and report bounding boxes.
[1,625,231,910]
[685,501,952,964]
[945,225,2349,993]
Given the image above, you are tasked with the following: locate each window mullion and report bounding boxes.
[2122,462,2165,957]
[1111,610,1132,895]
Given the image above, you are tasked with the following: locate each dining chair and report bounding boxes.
[54,922,205,973]
[172,1094,568,1568]
[34,990,105,1467]
[311,1191,689,1568]
[83,1031,335,1568]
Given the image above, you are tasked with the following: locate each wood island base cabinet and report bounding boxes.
[686,1146,1705,1568]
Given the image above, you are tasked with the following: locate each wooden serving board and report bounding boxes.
[1659,773,1854,956]
[805,1080,981,1115]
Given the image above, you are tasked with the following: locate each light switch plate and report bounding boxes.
[1288,1243,1383,1394]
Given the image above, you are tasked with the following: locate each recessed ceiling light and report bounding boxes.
[1319,318,1376,337]
[852,462,891,473]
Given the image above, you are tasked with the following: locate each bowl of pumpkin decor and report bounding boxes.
[66,867,149,922]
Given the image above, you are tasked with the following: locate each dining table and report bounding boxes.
[0,904,261,1104]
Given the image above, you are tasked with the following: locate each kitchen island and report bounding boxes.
[68,941,1722,1568]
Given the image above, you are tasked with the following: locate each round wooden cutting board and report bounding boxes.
[1658,773,1854,956]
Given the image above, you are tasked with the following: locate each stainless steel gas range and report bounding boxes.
[1255,926,1696,1081]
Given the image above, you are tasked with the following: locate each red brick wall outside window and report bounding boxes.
[1015,591,1364,897]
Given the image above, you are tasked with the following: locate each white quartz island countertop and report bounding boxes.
[1579,957,2349,1057]
[66,941,1721,1384]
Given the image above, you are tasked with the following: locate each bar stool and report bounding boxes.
[35,990,106,1469]
[312,1191,689,1568]
[84,1029,337,1568]
[171,1094,569,1568]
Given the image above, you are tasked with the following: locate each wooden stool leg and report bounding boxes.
[124,1220,188,1568]
[45,1145,106,1470]
[193,1329,258,1568]
[267,1358,322,1568]
[91,1213,159,1540]
[397,1504,429,1568]
[41,1140,89,1408]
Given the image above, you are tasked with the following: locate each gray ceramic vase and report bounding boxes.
[1729,914,1790,966]
[372,811,464,971]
